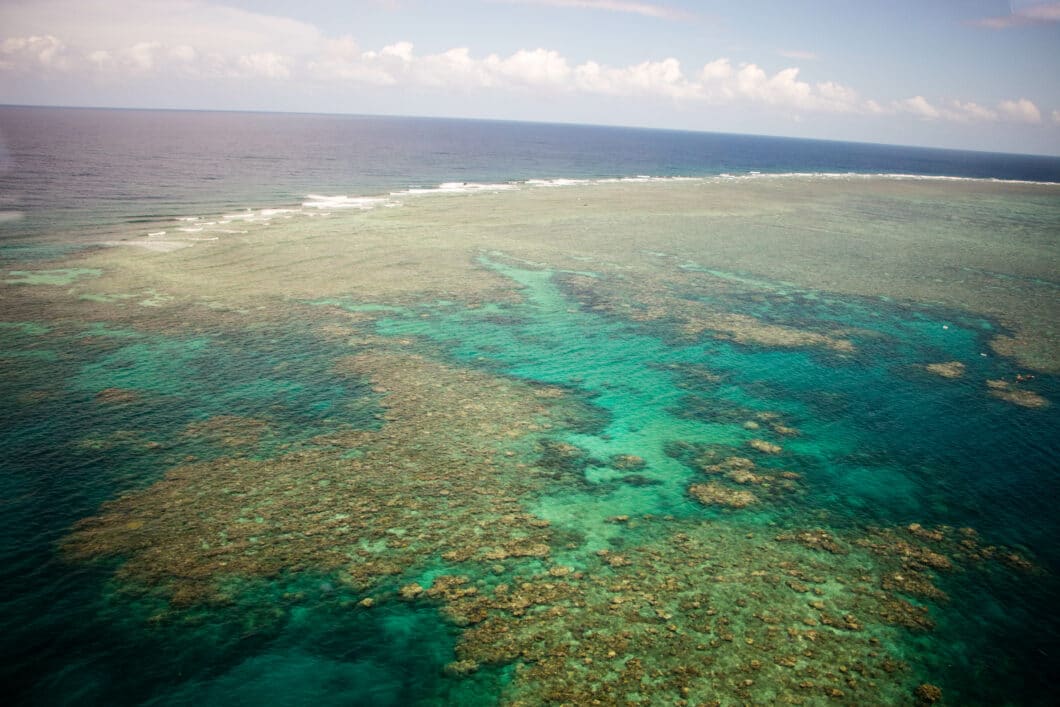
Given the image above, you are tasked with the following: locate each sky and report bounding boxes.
[1,0,1059,155]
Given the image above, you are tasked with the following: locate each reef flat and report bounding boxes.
[3,176,1059,705]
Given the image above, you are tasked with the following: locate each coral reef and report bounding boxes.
[698,455,801,492]
[610,454,647,471]
[63,349,580,604]
[689,482,757,509]
[924,361,965,379]
[94,387,141,404]
[26,197,1049,705]
[559,271,856,354]
[914,683,943,705]
[986,379,1050,408]
[408,520,969,705]
[182,415,271,450]
[681,313,856,353]
[748,439,783,455]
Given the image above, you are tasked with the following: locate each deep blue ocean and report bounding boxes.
[1,106,1059,706]
[3,105,1059,247]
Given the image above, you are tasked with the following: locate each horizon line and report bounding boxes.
[2,102,1059,160]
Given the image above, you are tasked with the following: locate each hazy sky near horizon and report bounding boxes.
[2,0,1059,155]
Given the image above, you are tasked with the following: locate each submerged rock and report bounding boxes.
[444,659,479,676]
[748,439,782,454]
[925,361,966,379]
[775,530,848,555]
[399,583,424,600]
[986,379,1049,408]
[538,439,596,472]
[914,683,943,704]
[688,482,756,508]
[94,387,140,404]
[610,453,647,470]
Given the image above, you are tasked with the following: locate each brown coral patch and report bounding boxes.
[924,361,965,379]
[95,387,141,404]
[610,453,647,470]
[682,313,856,353]
[420,521,950,706]
[689,482,757,508]
[774,529,848,555]
[559,270,855,354]
[748,439,783,455]
[63,349,578,604]
[986,379,1049,408]
[855,524,1037,609]
[183,415,271,449]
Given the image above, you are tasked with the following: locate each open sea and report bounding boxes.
[1,106,1059,706]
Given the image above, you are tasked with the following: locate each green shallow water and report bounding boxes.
[369,256,1057,541]
[2,182,1059,706]
[332,255,1057,702]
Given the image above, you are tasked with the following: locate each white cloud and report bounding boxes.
[86,49,110,70]
[0,34,68,71]
[1053,109,1060,124]
[893,96,1044,125]
[237,52,291,80]
[0,0,1052,131]
[415,48,496,89]
[309,37,398,84]
[897,95,940,120]
[308,41,855,109]
[973,1,1060,28]
[126,42,162,72]
[998,98,1042,124]
[0,0,321,76]
[493,0,690,20]
[864,99,885,115]
[945,100,998,122]
[697,59,864,113]
[575,58,700,99]
[487,48,572,89]
[170,45,197,64]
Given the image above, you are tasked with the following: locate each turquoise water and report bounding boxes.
[370,257,1057,539]
[2,242,1058,705]
[2,109,1059,705]
[326,256,1056,702]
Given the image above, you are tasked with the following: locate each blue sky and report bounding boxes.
[2,0,1059,154]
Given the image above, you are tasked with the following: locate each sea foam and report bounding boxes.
[118,173,1055,254]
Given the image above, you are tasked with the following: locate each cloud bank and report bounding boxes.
[0,0,1049,128]
[895,96,1043,125]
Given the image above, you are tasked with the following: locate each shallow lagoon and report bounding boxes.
[2,176,1059,705]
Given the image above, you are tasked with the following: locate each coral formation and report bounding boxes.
[182,415,270,450]
[924,361,965,379]
[94,387,141,404]
[688,482,757,508]
[986,379,1050,408]
[559,271,856,354]
[610,454,647,471]
[914,683,943,704]
[748,439,783,455]
[406,519,979,705]
[63,349,580,604]
[24,185,1049,705]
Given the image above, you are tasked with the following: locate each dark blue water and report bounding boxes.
[2,105,1059,247]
